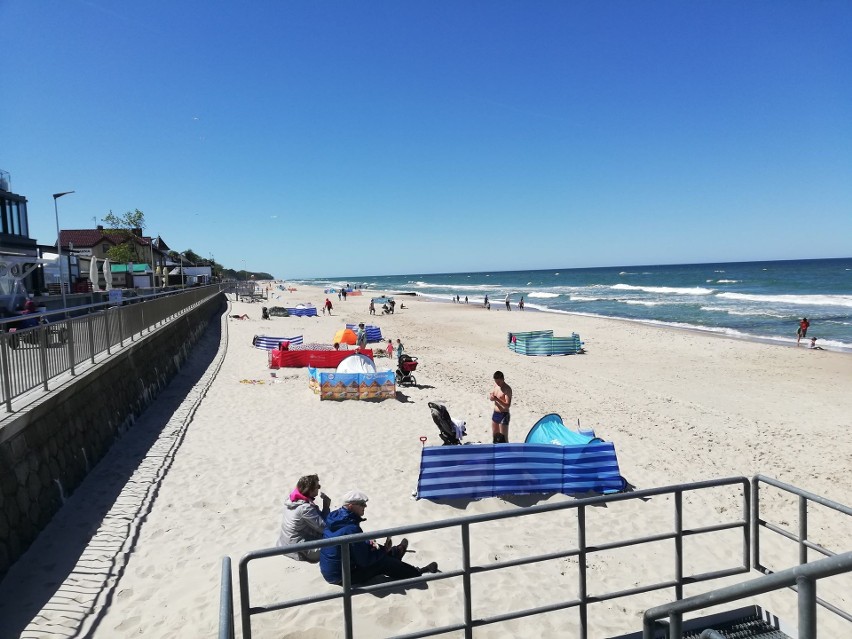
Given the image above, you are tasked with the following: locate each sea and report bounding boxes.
[295,258,852,353]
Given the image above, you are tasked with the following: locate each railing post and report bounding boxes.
[461,523,473,639]
[798,495,808,565]
[797,575,817,638]
[675,491,683,601]
[104,308,112,355]
[751,478,760,570]
[66,319,76,376]
[118,307,125,347]
[87,314,96,363]
[742,480,751,571]
[342,542,354,639]
[38,326,50,391]
[0,334,13,412]
[669,611,682,638]
[239,559,252,639]
[578,504,587,639]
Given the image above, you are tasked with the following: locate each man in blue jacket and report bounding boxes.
[319,490,438,585]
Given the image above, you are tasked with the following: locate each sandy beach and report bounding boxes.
[1,284,849,638]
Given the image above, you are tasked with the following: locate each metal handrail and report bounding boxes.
[231,477,750,639]
[219,557,234,639]
[642,552,852,639]
[0,285,223,413]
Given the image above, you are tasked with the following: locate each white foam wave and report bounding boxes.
[528,292,561,298]
[716,279,740,284]
[700,306,786,318]
[570,295,606,302]
[619,271,638,275]
[611,284,714,295]
[716,292,852,308]
[622,300,663,306]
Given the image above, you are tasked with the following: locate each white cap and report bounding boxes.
[342,490,369,505]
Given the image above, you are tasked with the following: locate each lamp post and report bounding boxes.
[53,191,75,313]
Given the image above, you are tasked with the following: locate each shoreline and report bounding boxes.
[384,290,852,354]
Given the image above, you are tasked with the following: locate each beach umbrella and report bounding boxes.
[89,258,100,292]
[103,258,112,291]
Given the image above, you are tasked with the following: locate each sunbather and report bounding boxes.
[319,490,437,584]
[277,474,331,563]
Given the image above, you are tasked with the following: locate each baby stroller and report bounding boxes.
[428,402,466,445]
[396,354,418,386]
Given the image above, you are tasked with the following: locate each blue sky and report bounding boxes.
[3,1,851,278]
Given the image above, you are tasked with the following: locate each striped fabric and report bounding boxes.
[286,306,318,317]
[507,330,583,356]
[345,324,384,343]
[416,442,624,500]
[252,335,304,350]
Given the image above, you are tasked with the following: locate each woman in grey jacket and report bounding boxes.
[277,474,331,563]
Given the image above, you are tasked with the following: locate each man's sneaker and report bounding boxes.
[419,562,438,574]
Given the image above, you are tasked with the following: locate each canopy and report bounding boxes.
[335,353,377,374]
[333,328,357,345]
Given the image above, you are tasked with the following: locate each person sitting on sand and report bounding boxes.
[809,337,825,350]
[319,490,437,584]
[277,474,331,563]
[230,313,249,320]
[333,342,340,350]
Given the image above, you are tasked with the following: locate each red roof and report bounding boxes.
[59,229,151,248]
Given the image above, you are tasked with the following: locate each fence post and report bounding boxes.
[675,490,684,600]
[118,307,125,347]
[38,326,50,391]
[797,575,817,638]
[66,319,76,376]
[752,479,761,570]
[462,523,473,639]
[0,334,13,412]
[798,495,808,566]
[87,314,96,363]
[105,308,112,355]
[578,504,587,639]
[341,543,354,639]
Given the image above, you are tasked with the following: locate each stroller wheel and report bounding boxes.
[395,371,403,384]
[408,375,416,386]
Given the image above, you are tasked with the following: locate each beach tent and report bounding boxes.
[333,328,357,345]
[336,353,377,374]
[525,414,598,445]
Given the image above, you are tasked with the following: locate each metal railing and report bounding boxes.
[224,477,750,639]
[752,474,852,625]
[0,285,222,412]
[642,552,852,638]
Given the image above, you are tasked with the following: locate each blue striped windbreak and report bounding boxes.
[252,335,304,350]
[345,324,384,343]
[507,330,583,356]
[286,306,318,317]
[417,442,624,500]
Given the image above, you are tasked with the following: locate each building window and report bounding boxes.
[102,244,110,255]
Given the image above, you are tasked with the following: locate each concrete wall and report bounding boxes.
[0,293,225,579]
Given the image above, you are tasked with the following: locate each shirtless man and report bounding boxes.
[489,371,512,443]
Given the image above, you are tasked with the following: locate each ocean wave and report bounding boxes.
[716,279,740,284]
[570,295,606,302]
[611,284,714,295]
[716,292,852,308]
[622,300,663,306]
[528,292,561,298]
[700,306,787,318]
[619,271,638,275]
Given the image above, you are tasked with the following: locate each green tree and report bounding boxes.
[101,209,147,264]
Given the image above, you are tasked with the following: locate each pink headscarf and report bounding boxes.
[290,488,313,503]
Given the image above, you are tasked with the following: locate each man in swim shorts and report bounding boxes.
[489,370,512,443]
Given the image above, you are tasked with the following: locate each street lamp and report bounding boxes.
[53,190,75,312]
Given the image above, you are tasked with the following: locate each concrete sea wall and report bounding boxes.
[0,293,225,579]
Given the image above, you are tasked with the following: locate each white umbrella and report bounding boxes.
[89,258,100,292]
[103,258,112,291]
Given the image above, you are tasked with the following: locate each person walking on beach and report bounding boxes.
[483,294,489,308]
[518,296,524,311]
[396,338,404,359]
[464,296,468,304]
[319,491,438,585]
[277,474,331,563]
[369,300,376,315]
[505,293,511,311]
[325,298,333,315]
[489,371,512,443]
[386,339,394,359]
[797,317,810,345]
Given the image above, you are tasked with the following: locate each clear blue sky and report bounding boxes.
[3,1,851,278]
